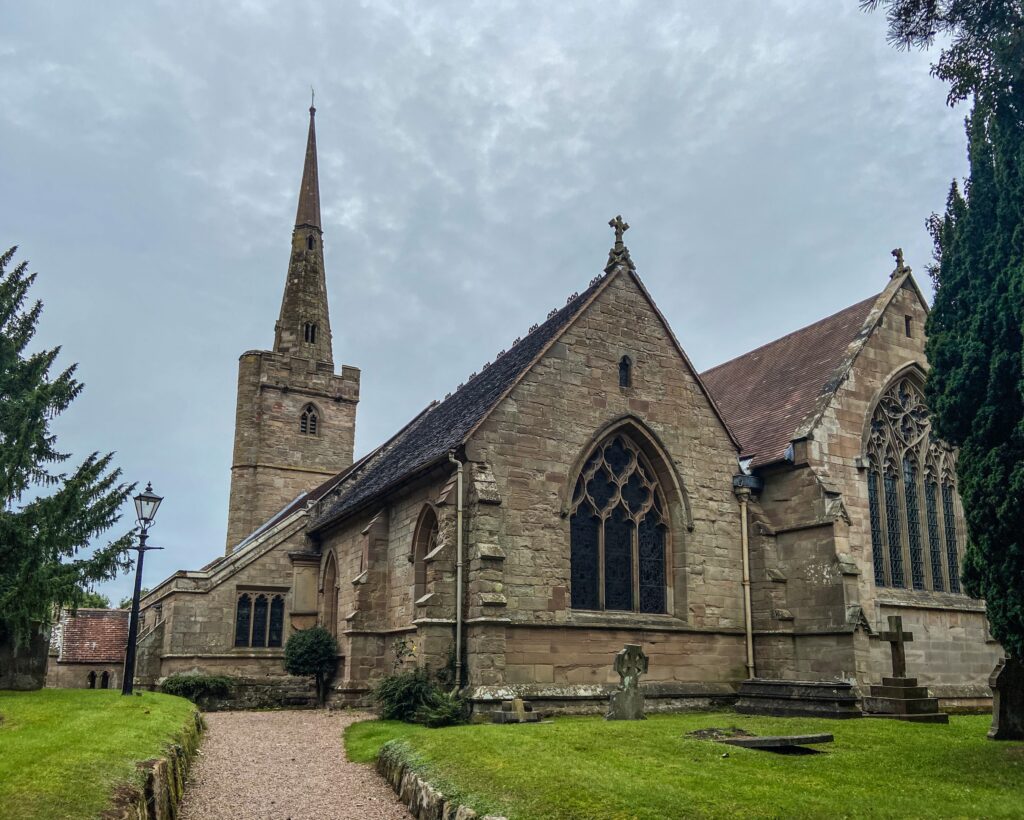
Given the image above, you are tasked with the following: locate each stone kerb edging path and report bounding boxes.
[377,741,507,820]
[104,710,204,820]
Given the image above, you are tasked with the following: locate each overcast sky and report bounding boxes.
[0,1,967,604]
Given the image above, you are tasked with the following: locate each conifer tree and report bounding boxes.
[925,100,1024,660]
[0,247,134,669]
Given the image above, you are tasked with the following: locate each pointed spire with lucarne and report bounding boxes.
[273,99,333,364]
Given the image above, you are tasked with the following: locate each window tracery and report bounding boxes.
[234,592,285,647]
[865,377,965,592]
[569,433,669,613]
[300,404,319,436]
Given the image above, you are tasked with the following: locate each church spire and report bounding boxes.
[295,100,322,231]
[273,102,333,364]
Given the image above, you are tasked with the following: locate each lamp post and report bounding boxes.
[121,482,163,695]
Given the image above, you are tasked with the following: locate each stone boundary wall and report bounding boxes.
[154,675,318,711]
[376,740,506,820]
[103,710,203,820]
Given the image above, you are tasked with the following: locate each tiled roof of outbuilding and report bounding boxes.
[58,608,129,664]
[310,275,608,531]
[700,293,879,468]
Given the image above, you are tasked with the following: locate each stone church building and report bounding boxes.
[136,107,1001,712]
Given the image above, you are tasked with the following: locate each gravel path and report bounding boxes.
[179,710,411,820]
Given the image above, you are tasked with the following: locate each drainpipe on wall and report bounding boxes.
[448,451,465,689]
[733,474,763,680]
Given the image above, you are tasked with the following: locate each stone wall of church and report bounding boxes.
[463,271,747,687]
[226,350,359,550]
[802,278,1002,697]
[139,523,306,681]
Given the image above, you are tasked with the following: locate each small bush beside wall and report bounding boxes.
[373,668,468,727]
[161,674,234,702]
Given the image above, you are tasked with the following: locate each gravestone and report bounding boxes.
[606,644,648,721]
[988,657,1024,740]
[492,696,540,724]
[862,615,949,724]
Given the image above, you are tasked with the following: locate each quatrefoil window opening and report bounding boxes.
[866,377,963,593]
[569,434,668,614]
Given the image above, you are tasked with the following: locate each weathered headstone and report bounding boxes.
[879,615,912,678]
[988,656,1024,740]
[606,644,648,721]
[492,696,540,724]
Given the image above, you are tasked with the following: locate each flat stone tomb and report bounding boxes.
[863,616,949,724]
[734,679,862,719]
[718,733,834,751]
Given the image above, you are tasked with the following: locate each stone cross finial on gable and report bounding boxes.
[879,615,914,679]
[605,215,636,274]
[891,247,911,279]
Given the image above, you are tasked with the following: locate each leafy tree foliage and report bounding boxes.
[283,626,338,704]
[861,1,1024,109]
[118,588,148,609]
[0,247,134,647]
[924,101,1024,658]
[79,591,111,608]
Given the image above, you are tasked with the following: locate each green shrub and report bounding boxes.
[283,626,338,704]
[415,688,469,728]
[160,674,233,702]
[374,667,468,727]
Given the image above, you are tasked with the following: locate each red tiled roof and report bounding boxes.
[58,608,129,664]
[700,294,879,468]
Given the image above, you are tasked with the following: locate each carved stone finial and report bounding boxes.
[891,247,911,279]
[605,215,636,274]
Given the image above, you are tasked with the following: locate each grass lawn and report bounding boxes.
[0,688,198,820]
[346,711,1024,819]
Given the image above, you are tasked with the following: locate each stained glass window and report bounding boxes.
[268,595,285,647]
[251,595,268,648]
[569,433,668,613]
[867,471,885,586]
[234,594,252,647]
[942,484,961,594]
[864,377,966,593]
[925,481,944,591]
[903,458,925,590]
[884,471,905,588]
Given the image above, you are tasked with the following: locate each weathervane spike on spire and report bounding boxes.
[310,86,315,113]
[605,214,636,274]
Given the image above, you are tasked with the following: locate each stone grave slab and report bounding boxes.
[491,697,540,724]
[735,679,862,719]
[717,733,834,750]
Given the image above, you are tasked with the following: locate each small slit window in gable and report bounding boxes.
[307,235,316,251]
[300,404,319,436]
[904,315,912,337]
[619,356,632,388]
[303,322,317,344]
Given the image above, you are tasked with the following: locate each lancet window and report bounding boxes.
[300,404,319,436]
[569,433,669,614]
[234,592,285,647]
[865,377,965,592]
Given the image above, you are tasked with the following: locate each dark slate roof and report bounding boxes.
[311,275,607,530]
[58,609,129,664]
[700,293,879,468]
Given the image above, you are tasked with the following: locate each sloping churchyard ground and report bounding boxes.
[346,712,1024,819]
[0,689,198,819]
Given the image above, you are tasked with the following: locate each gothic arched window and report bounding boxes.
[234,593,252,647]
[865,377,965,592]
[322,552,338,638]
[569,433,668,613]
[307,235,316,251]
[100,671,110,689]
[303,322,318,344]
[619,356,632,388]
[411,506,439,603]
[300,404,319,436]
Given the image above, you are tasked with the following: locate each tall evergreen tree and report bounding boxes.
[925,100,1024,660]
[0,247,134,686]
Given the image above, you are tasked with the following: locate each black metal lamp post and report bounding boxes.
[121,482,163,695]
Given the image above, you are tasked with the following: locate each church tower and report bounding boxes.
[225,103,360,552]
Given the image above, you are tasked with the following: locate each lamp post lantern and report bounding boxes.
[121,482,163,695]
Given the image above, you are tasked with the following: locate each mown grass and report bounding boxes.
[0,688,198,820]
[346,711,1024,819]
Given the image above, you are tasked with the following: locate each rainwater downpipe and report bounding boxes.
[733,473,762,680]
[448,451,465,689]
